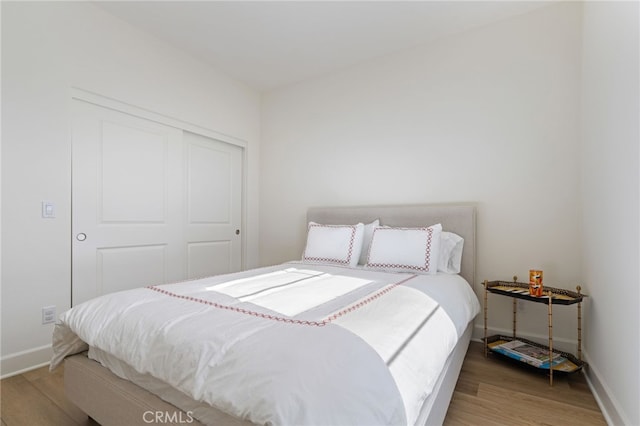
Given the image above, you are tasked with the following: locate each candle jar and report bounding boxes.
[529,269,543,296]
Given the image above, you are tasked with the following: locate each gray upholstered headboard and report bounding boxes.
[307,204,476,286]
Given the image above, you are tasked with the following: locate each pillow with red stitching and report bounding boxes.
[302,222,364,267]
[365,224,442,274]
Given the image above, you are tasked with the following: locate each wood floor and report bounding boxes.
[0,362,97,426]
[0,341,606,426]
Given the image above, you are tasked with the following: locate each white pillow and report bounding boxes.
[438,231,464,274]
[366,224,442,274]
[359,219,380,265]
[302,222,364,267]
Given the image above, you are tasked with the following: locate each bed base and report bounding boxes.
[65,353,205,426]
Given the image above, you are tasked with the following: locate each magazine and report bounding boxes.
[492,340,565,369]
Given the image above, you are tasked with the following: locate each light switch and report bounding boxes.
[42,201,55,218]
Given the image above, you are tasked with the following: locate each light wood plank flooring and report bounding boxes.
[1,341,606,426]
[1,363,97,426]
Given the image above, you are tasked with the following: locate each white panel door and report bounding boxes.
[184,131,243,279]
[72,100,243,305]
[72,100,185,305]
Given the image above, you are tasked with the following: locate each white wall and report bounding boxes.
[580,2,639,425]
[261,3,583,344]
[1,2,261,376]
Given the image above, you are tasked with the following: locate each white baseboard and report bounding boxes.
[582,350,629,426]
[1,344,53,379]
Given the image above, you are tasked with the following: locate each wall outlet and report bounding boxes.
[42,306,56,324]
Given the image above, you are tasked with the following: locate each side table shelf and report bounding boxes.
[482,278,588,386]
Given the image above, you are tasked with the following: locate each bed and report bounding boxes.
[51,203,479,426]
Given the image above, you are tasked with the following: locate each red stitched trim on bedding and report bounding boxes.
[302,223,357,265]
[146,274,417,327]
[367,227,434,272]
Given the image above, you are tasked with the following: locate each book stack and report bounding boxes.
[491,340,566,369]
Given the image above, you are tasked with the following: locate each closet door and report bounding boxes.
[184,131,243,279]
[71,99,242,306]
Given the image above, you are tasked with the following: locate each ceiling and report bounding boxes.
[96,1,551,92]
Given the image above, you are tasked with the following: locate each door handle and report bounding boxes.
[235,229,240,235]
[76,233,87,241]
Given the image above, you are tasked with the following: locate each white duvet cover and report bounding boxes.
[51,262,480,426]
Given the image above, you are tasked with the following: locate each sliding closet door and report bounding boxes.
[71,99,243,306]
[184,131,243,279]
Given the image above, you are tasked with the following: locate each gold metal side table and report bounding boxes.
[483,277,587,386]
